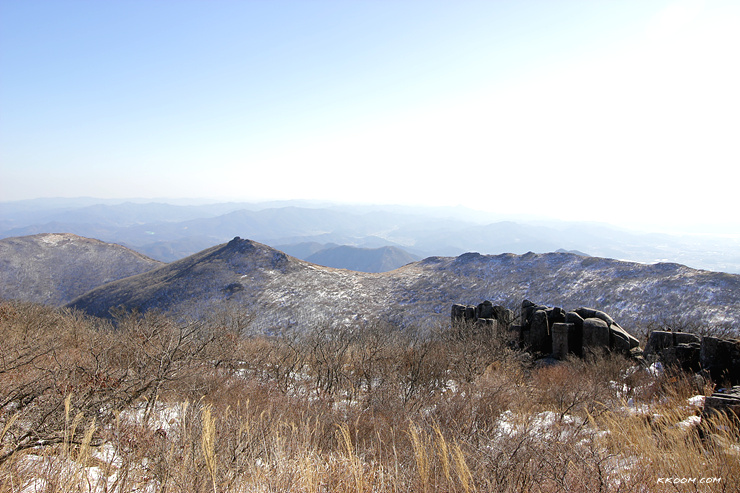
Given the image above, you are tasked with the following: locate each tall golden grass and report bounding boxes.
[0,301,737,492]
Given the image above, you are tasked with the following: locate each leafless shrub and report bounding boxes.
[641,315,739,340]
[1,302,737,492]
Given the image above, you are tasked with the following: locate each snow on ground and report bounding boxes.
[494,409,586,442]
[7,362,720,491]
[13,402,187,493]
[16,453,142,493]
[687,395,706,408]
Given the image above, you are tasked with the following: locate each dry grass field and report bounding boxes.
[0,301,737,492]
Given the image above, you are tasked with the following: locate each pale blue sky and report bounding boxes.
[1,1,739,232]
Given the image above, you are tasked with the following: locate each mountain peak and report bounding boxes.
[0,233,162,306]
[225,236,257,252]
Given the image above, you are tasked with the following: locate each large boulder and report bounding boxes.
[476,300,495,319]
[450,303,477,324]
[583,318,610,353]
[545,306,566,327]
[610,323,641,353]
[644,331,702,371]
[564,311,584,357]
[666,343,702,372]
[452,301,513,330]
[645,331,701,356]
[530,309,551,354]
[703,386,740,419]
[521,299,538,329]
[576,307,639,355]
[451,303,468,323]
[644,331,675,356]
[551,323,573,360]
[700,336,740,385]
[491,305,514,328]
[575,307,615,327]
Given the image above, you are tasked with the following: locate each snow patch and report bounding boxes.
[40,233,69,246]
[495,410,585,441]
[676,415,702,430]
[687,395,705,408]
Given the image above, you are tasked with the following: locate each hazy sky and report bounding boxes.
[1,1,738,232]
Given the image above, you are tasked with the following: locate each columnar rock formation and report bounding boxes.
[514,300,641,357]
[451,299,740,386]
[451,299,641,358]
[451,300,513,326]
[645,330,740,385]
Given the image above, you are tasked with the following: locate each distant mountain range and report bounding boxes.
[277,243,420,273]
[2,198,739,273]
[0,199,740,273]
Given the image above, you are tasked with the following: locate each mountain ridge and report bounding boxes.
[0,233,163,305]
[65,236,740,333]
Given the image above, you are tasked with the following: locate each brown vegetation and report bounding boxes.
[0,301,737,492]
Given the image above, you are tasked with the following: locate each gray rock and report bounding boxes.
[583,318,610,353]
[552,323,572,360]
[644,331,675,356]
[703,386,740,419]
[575,307,615,327]
[675,332,702,345]
[564,311,584,357]
[674,343,701,372]
[492,305,514,328]
[476,300,495,319]
[700,336,740,385]
[521,299,538,329]
[530,309,551,354]
[509,324,523,345]
[610,329,633,354]
[522,299,536,310]
[451,303,468,322]
[545,306,566,327]
[610,324,641,353]
[645,331,701,357]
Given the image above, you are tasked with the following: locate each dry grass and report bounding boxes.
[0,301,737,492]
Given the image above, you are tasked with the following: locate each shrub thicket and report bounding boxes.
[0,301,737,492]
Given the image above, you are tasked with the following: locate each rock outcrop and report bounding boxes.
[645,331,740,385]
[703,386,740,419]
[452,299,641,359]
[451,300,514,331]
[514,300,640,358]
[452,300,739,386]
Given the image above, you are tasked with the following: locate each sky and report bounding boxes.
[1,0,739,233]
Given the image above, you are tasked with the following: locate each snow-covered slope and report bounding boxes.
[66,237,740,332]
[0,233,163,305]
